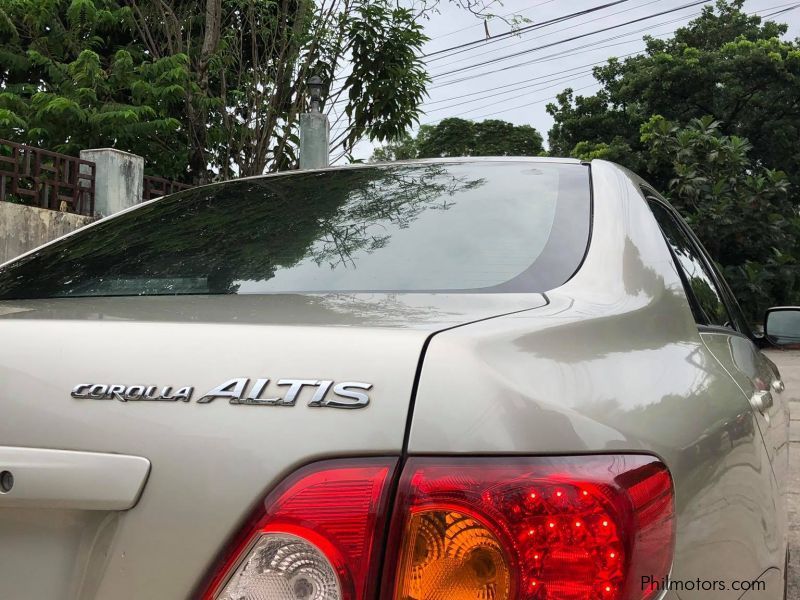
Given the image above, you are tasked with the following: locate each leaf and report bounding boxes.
[67,0,97,28]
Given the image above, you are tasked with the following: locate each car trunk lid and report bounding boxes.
[0,292,544,599]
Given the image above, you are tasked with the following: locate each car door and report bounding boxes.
[645,191,789,493]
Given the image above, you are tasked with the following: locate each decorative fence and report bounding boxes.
[143,175,194,200]
[0,139,96,216]
[0,139,195,214]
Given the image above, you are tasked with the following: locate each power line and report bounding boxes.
[329,0,622,84]
[429,0,798,87]
[761,1,800,16]
[326,2,697,104]
[422,0,634,59]
[430,0,712,79]
[428,0,666,72]
[428,12,695,87]
[328,36,641,112]
[421,82,602,126]
[424,57,621,105]
[471,83,602,120]
[424,71,599,114]
[339,1,799,150]
[425,3,800,125]
[435,0,558,41]
[329,23,635,109]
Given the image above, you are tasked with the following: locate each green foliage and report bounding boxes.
[547,0,800,179]
[570,138,635,164]
[641,115,798,320]
[546,0,800,320]
[344,2,428,150]
[371,117,544,160]
[0,0,432,181]
[0,0,187,177]
[370,133,419,162]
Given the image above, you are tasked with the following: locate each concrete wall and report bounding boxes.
[0,202,94,265]
[80,148,144,217]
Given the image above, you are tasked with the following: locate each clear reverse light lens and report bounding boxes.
[201,459,397,600]
[216,533,341,600]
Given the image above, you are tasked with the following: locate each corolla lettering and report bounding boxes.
[71,378,372,409]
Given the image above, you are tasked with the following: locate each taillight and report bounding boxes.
[201,458,398,600]
[199,454,673,600]
[383,455,674,600]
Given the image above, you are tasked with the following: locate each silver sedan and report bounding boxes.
[0,158,792,600]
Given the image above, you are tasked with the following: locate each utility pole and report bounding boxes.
[299,75,330,170]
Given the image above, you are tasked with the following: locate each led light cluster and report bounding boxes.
[505,481,625,599]
[388,456,674,600]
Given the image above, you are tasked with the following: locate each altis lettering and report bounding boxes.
[71,379,372,409]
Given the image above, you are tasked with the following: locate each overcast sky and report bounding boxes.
[337,0,800,162]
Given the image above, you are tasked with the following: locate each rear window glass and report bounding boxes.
[0,162,590,298]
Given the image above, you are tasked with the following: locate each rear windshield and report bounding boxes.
[0,162,590,299]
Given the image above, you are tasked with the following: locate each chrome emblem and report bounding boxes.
[71,378,371,409]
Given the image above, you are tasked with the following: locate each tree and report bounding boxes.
[370,133,418,161]
[641,116,797,320]
[0,0,434,181]
[0,0,188,176]
[547,0,800,188]
[371,117,544,160]
[546,0,800,320]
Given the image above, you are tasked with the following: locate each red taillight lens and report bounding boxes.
[383,455,674,600]
[199,455,673,600]
[201,458,397,600]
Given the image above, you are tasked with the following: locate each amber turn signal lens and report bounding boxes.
[395,509,511,600]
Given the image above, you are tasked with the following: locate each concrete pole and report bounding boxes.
[79,148,144,217]
[299,111,330,170]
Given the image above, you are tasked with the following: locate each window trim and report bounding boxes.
[644,189,745,335]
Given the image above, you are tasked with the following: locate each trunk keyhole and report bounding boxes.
[0,470,13,493]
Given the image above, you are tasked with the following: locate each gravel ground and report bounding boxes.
[763,350,800,599]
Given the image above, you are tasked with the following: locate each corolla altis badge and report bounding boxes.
[70,378,372,409]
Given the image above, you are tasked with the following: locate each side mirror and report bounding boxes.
[764,307,800,348]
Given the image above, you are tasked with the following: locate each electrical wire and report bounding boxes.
[423,57,623,106]
[329,3,700,108]
[334,1,800,153]
[424,75,597,120]
[424,71,598,114]
[430,0,713,79]
[435,0,559,40]
[761,1,800,16]
[429,12,695,88]
[428,0,667,72]
[420,1,800,124]
[422,0,634,59]
[420,82,602,126]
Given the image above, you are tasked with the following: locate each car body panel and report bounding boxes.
[0,292,545,329]
[0,291,545,598]
[408,161,786,599]
[0,158,788,599]
[700,331,790,488]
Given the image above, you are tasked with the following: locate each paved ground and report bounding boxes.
[763,350,800,599]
